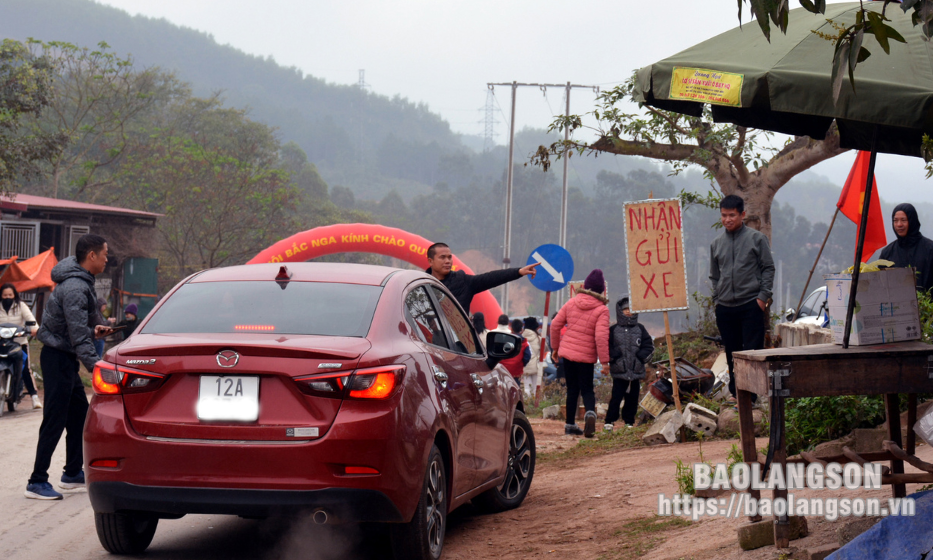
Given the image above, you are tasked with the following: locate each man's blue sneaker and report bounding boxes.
[59,471,85,490]
[25,482,63,500]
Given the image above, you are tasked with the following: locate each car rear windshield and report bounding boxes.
[141,281,382,337]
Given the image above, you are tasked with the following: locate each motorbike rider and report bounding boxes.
[0,283,41,409]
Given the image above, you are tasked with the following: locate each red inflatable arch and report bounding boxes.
[248,223,503,329]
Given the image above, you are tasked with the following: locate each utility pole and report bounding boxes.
[357,70,369,164]
[487,81,599,314]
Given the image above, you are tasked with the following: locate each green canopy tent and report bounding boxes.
[634,1,933,348]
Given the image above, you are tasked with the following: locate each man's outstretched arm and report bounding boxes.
[468,263,539,294]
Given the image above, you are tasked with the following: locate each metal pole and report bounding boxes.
[792,207,839,322]
[502,81,517,314]
[842,129,879,348]
[556,81,571,311]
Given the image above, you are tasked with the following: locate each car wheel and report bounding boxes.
[390,444,446,560]
[474,410,535,513]
[94,511,158,554]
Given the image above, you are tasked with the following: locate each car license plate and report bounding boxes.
[197,376,259,422]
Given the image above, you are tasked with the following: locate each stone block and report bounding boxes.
[737,517,808,551]
[718,407,765,436]
[542,404,560,420]
[851,428,886,453]
[836,516,881,546]
[803,543,839,560]
[683,402,718,436]
[642,410,682,445]
[737,520,775,551]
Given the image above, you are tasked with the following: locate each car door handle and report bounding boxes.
[470,373,485,389]
[432,366,448,388]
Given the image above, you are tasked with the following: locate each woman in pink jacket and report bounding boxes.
[550,269,610,437]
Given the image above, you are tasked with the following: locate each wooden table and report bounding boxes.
[734,341,933,548]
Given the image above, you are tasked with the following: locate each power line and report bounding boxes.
[487,81,599,312]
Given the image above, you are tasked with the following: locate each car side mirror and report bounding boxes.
[784,308,796,322]
[485,332,522,369]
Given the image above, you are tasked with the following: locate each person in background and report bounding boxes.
[499,318,530,380]
[879,203,933,292]
[94,298,108,358]
[26,234,115,501]
[521,317,541,399]
[471,312,489,344]
[112,303,139,342]
[605,296,654,431]
[0,283,41,409]
[550,269,611,438]
[492,313,511,333]
[709,195,774,401]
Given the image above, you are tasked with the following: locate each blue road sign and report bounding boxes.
[526,244,574,292]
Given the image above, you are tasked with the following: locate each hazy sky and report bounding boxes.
[94,0,932,204]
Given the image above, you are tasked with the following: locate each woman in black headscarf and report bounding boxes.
[880,203,933,292]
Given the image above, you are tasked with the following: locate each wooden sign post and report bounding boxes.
[623,199,690,419]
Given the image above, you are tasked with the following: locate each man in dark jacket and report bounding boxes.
[425,243,539,312]
[710,195,774,400]
[26,234,114,500]
[880,203,933,293]
[605,297,654,430]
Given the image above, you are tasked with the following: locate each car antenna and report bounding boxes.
[275,265,292,290]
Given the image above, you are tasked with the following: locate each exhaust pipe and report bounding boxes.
[312,509,328,525]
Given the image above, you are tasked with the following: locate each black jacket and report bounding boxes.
[879,203,933,293]
[608,297,654,381]
[425,267,522,312]
[36,257,101,370]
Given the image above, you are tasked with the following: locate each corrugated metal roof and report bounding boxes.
[0,193,161,219]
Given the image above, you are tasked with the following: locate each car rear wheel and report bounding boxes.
[94,511,159,554]
[390,444,446,560]
[473,410,535,513]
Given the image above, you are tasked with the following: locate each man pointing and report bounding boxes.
[426,243,539,312]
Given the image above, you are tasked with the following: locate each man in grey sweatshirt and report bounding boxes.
[709,195,775,399]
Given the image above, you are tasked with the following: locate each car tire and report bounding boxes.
[390,444,446,560]
[473,410,535,513]
[94,511,159,554]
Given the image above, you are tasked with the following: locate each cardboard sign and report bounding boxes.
[623,199,689,312]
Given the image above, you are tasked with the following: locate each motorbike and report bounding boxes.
[0,322,28,416]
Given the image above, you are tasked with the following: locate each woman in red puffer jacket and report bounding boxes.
[550,269,610,438]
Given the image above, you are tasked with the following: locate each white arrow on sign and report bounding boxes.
[532,251,564,284]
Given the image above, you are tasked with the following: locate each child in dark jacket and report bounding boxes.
[605,296,654,431]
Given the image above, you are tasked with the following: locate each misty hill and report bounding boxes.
[0,0,711,203]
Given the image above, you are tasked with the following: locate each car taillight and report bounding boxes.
[347,365,405,399]
[92,363,122,395]
[119,367,168,394]
[92,362,167,395]
[294,372,350,398]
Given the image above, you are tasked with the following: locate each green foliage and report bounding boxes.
[0,38,66,191]
[917,289,933,343]
[784,395,886,455]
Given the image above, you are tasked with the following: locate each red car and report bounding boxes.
[84,263,535,559]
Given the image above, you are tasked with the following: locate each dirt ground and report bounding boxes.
[2,399,930,559]
[443,417,933,560]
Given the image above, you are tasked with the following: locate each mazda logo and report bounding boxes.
[216,350,239,368]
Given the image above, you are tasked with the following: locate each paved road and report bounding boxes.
[0,404,407,559]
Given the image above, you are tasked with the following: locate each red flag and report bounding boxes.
[837,151,886,262]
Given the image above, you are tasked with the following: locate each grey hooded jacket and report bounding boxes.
[709,224,775,308]
[37,257,102,370]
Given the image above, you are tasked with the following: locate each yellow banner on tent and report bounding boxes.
[669,67,743,107]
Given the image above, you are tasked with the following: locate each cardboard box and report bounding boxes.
[824,268,921,346]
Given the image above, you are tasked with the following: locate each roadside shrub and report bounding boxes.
[784,395,886,456]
